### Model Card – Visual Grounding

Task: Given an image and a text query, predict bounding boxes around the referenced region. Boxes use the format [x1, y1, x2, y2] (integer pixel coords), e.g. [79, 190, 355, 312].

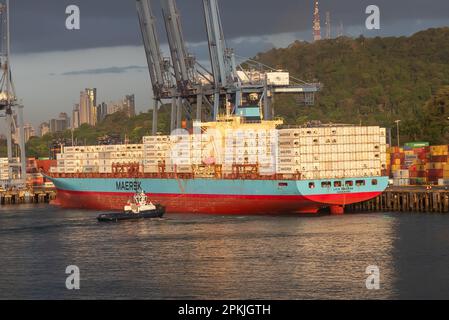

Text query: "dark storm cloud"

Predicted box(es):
[59, 65, 147, 76]
[8, 0, 449, 53]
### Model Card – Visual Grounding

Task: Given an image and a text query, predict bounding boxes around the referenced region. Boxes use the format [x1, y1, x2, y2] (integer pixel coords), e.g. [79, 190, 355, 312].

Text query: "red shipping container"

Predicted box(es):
[36, 160, 57, 173]
[427, 169, 443, 178]
[417, 171, 427, 178]
[430, 155, 448, 162]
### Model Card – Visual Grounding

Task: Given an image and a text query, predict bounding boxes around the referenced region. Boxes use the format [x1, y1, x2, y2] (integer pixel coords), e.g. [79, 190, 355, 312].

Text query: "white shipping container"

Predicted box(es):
[99, 166, 113, 173]
[278, 149, 298, 156]
[393, 178, 409, 186]
[104, 145, 118, 152]
[266, 72, 289, 86]
[64, 154, 77, 160]
[64, 160, 82, 166]
[86, 153, 99, 159]
[175, 165, 192, 173]
[142, 165, 159, 173]
[82, 166, 98, 173]
[277, 157, 300, 165]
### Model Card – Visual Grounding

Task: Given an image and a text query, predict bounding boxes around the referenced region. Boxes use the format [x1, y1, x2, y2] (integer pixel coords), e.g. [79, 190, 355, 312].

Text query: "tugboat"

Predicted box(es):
[97, 190, 165, 222]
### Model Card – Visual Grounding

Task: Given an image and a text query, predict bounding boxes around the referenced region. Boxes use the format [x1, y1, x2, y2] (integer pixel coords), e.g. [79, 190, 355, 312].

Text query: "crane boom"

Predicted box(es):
[161, 0, 196, 90]
[136, 0, 168, 98]
[202, 0, 236, 88]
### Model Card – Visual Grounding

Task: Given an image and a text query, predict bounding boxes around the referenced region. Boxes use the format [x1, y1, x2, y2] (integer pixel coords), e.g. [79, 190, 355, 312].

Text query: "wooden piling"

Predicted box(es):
[1, 189, 56, 206]
[347, 187, 449, 213]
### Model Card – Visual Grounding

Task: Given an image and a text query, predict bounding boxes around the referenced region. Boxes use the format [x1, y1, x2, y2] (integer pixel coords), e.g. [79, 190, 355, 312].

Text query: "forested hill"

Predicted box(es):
[259, 27, 449, 144]
[17, 27, 449, 158]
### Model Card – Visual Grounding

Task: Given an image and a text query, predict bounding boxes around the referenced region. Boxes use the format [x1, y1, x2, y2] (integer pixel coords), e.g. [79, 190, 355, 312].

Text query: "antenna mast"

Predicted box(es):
[325, 11, 331, 39]
[313, 0, 321, 42]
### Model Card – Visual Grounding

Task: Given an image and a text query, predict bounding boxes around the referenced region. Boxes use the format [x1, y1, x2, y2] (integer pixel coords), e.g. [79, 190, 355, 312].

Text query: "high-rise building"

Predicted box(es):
[39, 122, 50, 136]
[79, 88, 97, 126]
[123, 94, 135, 117]
[23, 123, 35, 142]
[49, 113, 70, 133]
[105, 94, 136, 118]
[72, 104, 80, 129]
[97, 102, 108, 123]
[107, 102, 122, 115]
[88, 88, 97, 126]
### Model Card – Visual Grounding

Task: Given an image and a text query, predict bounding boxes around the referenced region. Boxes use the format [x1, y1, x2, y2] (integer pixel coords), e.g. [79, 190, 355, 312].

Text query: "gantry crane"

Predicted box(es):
[202, 0, 320, 120]
[136, 0, 173, 134]
[0, 0, 26, 187]
[136, 0, 320, 133]
[203, 0, 239, 117]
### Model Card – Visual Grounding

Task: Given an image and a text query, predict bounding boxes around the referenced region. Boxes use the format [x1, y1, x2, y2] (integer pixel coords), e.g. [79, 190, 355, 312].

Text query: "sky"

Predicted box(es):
[3, 0, 449, 131]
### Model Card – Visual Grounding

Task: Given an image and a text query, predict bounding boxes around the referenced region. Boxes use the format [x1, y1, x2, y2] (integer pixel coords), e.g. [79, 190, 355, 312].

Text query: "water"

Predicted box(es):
[1, 204, 449, 299]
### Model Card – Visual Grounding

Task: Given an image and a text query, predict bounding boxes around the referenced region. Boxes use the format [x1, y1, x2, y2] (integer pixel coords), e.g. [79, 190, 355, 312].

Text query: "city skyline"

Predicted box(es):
[31, 90, 137, 138]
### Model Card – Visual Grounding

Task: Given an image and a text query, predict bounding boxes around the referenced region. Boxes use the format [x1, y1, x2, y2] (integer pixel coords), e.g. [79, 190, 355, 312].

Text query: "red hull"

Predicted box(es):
[53, 189, 382, 214]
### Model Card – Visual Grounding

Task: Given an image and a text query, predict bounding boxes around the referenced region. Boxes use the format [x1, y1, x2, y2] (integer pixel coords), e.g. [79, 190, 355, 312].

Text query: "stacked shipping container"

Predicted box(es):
[284, 126, 387, 180]
[0, 157, 20, 181]
[387, 144, 449, 186]
[52, 124, 387, 181]
[54, 145, 144, 174]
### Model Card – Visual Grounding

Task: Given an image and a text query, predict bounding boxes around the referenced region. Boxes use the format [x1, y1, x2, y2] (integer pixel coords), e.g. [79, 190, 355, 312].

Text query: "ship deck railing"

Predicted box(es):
[47, 171, 385, 181]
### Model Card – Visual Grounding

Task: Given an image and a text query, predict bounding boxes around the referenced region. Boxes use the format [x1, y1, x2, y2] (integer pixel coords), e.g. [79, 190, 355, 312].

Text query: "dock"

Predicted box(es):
[1, 185, 449, 213]
[0, 188, 56, 205]
[346, 186, 449, 213]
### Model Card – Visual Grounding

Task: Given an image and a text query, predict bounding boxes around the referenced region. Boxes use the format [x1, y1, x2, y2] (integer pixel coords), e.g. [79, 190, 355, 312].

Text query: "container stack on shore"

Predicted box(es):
[0, 158, 10, 181]
[0, 157, 21, 182]
[387, 143, 449, 186]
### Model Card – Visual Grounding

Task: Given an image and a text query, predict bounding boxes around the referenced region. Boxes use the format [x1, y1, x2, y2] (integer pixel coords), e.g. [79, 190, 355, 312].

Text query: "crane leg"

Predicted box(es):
[152, 99, 158, 135]
[213, 92, 219, 120]
[170, 97, 176, 132]
[196, 93, 202, 121]
[176, 97, 182, 129]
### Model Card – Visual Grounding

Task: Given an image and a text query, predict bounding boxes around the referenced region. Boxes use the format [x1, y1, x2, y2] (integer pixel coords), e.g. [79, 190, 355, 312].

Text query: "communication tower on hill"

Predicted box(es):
[313, 0, 321, 41]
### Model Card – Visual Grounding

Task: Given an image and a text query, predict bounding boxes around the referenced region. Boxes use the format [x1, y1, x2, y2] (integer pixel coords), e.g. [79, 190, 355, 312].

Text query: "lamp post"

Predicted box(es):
[394, 120, 401, 147]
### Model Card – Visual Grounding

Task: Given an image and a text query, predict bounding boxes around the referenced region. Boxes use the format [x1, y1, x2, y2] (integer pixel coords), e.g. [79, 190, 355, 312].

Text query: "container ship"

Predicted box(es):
[46, 112, 389, 215]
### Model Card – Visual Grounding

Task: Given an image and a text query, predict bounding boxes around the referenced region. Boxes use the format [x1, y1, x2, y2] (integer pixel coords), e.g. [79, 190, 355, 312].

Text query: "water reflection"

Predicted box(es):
[1, 205, 446, 299]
